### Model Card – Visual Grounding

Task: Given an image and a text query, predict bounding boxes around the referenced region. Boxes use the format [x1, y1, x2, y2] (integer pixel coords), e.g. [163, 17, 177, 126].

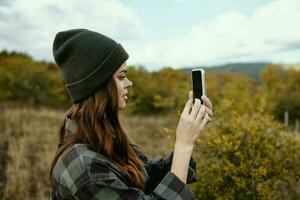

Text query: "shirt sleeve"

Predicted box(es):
[147, 152, 198, 183]
[137, 151, 198, 194]
[74, 171, 195, 200]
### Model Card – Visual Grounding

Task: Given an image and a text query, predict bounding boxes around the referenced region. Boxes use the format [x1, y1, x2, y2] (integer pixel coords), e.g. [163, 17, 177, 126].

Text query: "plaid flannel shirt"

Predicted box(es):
[50, 117, 198, 199]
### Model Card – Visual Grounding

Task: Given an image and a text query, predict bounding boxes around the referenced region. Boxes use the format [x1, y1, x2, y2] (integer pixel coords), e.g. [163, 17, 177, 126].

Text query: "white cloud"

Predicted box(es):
[0, 0, 143, 61]
[127, 0, 300, 69]
[1, 0, 299, 70]
[0, 0, 13, 7]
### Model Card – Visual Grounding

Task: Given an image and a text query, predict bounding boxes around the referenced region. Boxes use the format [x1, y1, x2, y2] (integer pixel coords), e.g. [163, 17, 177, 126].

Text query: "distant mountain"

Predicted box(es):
[180, 62, 271, 79]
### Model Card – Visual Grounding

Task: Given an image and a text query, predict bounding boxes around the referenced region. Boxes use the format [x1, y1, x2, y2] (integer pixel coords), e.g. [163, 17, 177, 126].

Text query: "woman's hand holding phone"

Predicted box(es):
[175, 91, 213, 147]
[171, 91, 213, 183]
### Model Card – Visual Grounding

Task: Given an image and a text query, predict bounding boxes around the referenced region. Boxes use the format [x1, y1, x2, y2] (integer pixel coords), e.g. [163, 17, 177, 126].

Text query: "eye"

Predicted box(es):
[120, 75, 126, 80]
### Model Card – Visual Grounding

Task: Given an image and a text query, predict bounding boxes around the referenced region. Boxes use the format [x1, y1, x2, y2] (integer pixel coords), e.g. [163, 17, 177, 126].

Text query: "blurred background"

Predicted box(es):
[0, 0, 299, 199]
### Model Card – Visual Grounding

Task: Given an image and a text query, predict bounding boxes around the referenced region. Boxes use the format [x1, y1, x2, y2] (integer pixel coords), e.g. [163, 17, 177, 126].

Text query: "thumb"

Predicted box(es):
[189, 91, 193, 101]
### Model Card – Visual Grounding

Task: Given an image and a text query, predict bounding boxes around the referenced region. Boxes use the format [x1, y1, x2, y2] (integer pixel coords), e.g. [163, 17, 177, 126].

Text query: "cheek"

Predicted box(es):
[117, 81, 124, 94]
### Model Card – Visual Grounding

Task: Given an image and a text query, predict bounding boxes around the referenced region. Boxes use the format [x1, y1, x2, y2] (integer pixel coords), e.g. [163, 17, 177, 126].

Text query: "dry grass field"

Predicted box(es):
[0, 105, 178, 200]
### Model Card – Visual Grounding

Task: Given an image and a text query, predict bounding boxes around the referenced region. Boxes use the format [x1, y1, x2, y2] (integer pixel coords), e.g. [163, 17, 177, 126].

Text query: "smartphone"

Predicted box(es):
[191, 68, 206, 104]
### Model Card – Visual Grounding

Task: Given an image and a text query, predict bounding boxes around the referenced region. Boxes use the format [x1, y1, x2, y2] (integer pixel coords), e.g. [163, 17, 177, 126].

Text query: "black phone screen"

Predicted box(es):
[192, 70, 203, 103]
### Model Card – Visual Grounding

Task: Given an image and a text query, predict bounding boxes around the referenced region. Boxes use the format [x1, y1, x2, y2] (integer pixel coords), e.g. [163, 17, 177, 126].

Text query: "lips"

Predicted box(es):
[122, 93, 128, 100]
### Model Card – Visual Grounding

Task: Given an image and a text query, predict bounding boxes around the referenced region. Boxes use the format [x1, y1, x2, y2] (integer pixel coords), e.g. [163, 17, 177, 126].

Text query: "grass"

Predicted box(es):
[0, 105, 179, 200]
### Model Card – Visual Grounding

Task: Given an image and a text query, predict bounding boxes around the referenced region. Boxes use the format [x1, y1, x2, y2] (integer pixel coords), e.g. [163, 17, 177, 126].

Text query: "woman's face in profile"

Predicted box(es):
[113, 61, 133, 109]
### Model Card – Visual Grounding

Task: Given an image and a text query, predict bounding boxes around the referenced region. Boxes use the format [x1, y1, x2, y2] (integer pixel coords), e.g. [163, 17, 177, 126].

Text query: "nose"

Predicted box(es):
[126, 78, 133, 88]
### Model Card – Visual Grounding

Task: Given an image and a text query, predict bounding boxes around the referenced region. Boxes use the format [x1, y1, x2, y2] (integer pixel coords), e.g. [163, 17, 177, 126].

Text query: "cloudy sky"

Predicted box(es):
[0, 0, 299, 71]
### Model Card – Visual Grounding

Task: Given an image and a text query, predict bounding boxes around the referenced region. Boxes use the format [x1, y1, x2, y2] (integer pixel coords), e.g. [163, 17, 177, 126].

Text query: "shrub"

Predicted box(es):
[191, 103, 300, 199]
[0, 53, 70, 108]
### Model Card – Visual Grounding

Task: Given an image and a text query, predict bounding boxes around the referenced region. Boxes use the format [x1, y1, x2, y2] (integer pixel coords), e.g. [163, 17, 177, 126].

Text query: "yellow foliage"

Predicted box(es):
[191, 110, 300, 199]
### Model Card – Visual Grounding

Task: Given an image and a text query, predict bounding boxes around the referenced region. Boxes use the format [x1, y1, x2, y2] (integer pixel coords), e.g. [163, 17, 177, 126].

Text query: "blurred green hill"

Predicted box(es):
[206, 62, 269, 79]
[181, 62, 300, 79]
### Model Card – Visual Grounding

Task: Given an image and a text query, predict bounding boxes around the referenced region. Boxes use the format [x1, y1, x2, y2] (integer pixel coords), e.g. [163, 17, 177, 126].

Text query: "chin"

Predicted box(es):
[118, 103, 126, 109]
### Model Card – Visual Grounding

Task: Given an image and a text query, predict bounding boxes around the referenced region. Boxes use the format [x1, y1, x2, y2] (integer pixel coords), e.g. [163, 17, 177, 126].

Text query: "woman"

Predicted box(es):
[50, 29, 213, 199]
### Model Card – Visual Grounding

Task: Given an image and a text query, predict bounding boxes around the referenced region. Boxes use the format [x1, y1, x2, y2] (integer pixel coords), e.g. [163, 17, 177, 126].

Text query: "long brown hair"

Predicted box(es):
[49, 77, 145, 189]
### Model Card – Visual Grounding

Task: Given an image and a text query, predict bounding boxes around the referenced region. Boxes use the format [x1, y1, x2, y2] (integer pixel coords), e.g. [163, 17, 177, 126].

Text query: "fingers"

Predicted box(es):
[199, 113, 211, 128]
[205, 106, 213, 118]
[189, 91, 193, 113]
[189, 91, 193, 101]
[182, 99, 193, 117]
[201, 95, 213, 111]
[182, 92, 213, 120]
[195, 104, 206, 123]
[190, 98, 202, 119]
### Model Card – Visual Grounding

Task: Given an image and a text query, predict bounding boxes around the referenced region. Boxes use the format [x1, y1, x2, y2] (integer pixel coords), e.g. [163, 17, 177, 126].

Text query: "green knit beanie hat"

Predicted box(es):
[53, 28, 129, 103]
